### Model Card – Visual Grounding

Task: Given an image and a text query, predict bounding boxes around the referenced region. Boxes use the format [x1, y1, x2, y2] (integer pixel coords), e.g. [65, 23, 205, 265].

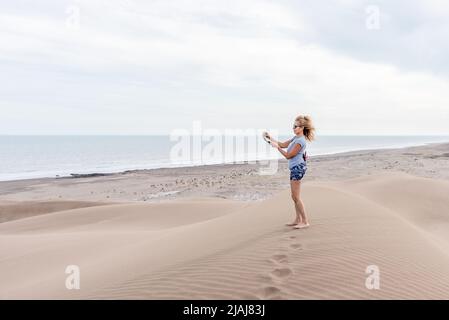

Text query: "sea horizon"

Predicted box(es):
[1, 135, 449, 182]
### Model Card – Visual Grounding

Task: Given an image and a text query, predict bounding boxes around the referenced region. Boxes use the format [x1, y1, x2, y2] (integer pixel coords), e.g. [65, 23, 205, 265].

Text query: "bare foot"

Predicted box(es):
[285, 220, 300, 226]
[293, 223, 310, 229]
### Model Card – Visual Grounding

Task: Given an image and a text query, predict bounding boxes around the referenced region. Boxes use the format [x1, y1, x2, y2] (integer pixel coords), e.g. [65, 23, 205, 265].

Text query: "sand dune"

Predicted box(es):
[335, 172, 449, 247]
[1, 172, 449, 299]
[0, 198, 247, 234]
[0, 200, 108, 223]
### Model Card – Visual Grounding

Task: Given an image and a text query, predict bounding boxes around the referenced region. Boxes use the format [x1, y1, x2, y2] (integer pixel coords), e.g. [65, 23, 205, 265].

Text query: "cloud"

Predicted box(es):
[0, 0, 448, 135]
[282, 0, 449, 76]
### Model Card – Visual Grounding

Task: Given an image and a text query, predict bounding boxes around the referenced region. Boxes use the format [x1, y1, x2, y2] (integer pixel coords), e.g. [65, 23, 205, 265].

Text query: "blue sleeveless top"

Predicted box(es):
[287, 135, 307, 169]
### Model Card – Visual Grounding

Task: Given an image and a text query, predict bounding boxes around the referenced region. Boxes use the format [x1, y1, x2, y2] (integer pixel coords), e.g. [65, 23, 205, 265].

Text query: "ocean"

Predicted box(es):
[1, 135, 448, 181]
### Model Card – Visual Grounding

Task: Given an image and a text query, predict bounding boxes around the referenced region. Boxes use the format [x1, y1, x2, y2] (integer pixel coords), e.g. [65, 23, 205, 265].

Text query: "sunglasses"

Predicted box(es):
[293, 125, 301, 129]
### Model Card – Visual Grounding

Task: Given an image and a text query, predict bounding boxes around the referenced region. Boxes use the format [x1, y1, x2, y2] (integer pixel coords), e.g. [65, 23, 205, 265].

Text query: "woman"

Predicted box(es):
[266, 115, 315, 229]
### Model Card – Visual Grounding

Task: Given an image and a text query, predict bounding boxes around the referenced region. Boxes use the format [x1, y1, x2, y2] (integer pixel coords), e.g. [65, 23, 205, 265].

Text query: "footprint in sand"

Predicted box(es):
[289, 243, 303, 250]
[268, 252, 293, 281]
[257, 233, 302, 299]
[270, 267, 293, 279]
[259, 286, 282, 299]
[281, 233, 303, 250]
[270, 254, 288, 263]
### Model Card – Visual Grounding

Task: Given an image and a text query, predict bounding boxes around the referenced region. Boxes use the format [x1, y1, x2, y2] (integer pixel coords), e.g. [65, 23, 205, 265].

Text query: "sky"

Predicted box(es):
[1, 0, 449, 135]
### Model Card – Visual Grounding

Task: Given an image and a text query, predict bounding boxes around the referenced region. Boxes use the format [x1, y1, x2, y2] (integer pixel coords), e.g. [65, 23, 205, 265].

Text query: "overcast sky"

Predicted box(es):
[1, 0, 449, 135]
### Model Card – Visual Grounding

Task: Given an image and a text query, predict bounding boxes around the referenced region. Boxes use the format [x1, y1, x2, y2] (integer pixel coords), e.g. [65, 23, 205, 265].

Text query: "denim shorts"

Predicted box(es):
[289, 163, 307, 181]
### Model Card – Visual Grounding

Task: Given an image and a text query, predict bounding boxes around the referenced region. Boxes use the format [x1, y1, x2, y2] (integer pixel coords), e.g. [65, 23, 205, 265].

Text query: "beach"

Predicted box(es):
[1, 142, 449, 299]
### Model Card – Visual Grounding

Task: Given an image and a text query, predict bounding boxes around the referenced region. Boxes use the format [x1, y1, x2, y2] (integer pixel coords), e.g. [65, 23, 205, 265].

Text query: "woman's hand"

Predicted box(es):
[263, 132, 271, 140]
[271, 141, 279, 149]
[262, 131, 271, 144]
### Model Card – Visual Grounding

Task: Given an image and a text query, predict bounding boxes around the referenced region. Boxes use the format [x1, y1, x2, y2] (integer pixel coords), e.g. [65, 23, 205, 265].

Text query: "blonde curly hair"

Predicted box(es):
[295, 115, 315, 141]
